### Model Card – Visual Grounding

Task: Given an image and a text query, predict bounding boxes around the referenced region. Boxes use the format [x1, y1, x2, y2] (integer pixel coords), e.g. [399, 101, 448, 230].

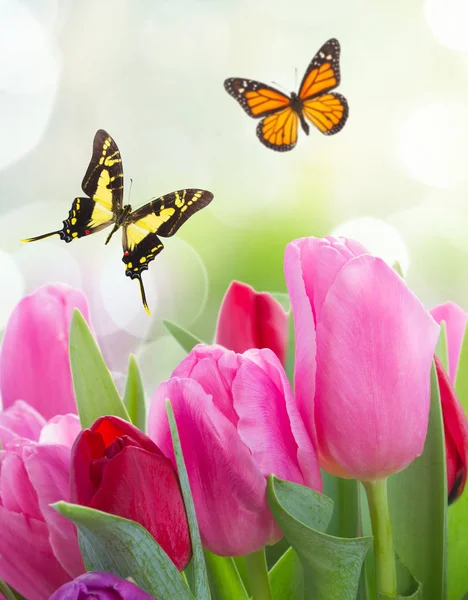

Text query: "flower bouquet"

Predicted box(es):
[0, 236, 466, 600]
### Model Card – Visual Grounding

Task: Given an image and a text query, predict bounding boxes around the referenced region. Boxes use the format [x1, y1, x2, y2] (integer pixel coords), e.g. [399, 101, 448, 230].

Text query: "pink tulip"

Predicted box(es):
[0, 401, 83, 599]
[285, 236, 440, 481]
[215, 281, 288, 363]
[148, 344, 321, 556]
[431, 302, 468, 502]
[0, 284, 90, 420]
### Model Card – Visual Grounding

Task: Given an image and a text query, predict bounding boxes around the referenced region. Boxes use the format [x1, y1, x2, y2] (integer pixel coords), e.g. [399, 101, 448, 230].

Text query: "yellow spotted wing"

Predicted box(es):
[122, 189, 214, 313]
[224, 38, 348, 151]
[22, 130, 214, 315]
[22, 130, 122, 243]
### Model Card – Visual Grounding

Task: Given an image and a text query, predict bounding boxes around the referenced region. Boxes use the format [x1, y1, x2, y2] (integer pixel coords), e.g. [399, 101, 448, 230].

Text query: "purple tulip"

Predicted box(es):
[50, 572, 155, 599]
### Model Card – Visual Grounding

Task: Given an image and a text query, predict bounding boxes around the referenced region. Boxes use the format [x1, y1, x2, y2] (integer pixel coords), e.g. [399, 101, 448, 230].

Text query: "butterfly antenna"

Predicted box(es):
[21, 230, 61, 243]
[271, 80, 290, 95]
[127, 177, 133, 205]
[294, 67, 298, 90]
[137, 275, 151, 315]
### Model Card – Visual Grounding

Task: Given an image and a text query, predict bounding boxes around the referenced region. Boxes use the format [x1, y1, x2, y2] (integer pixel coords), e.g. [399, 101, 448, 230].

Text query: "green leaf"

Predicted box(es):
[0, 579, 24, 600]
[387, 363, 447, 600]
[53, 502, 193, 600]
[270, 292, 291, 313]
[166, 400, 210, 599]
[163, 320, 203, 354]
[449, 324, 468, 600]
[69, 309, 130, 428]
[123, 354, 146, 431]
[267, 475, 372, 600]
[204, 551, 249, 600]
[270, 548, 304, 600]
[392, 261, 404, 278]
[436, 321, 449, 372]
[322, 473, 360, 538]
[233, 557, 250, 596]
[266, 537, 290, 569]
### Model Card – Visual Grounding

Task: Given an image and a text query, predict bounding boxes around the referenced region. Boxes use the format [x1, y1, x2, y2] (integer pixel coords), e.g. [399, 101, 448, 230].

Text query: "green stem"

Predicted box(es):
[245, 549, 272, 600]
[363, 478, 397, 597]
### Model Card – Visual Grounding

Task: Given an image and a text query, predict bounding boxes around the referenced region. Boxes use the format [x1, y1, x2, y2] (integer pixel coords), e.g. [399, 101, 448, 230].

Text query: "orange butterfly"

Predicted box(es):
[224, 38, 349, 152]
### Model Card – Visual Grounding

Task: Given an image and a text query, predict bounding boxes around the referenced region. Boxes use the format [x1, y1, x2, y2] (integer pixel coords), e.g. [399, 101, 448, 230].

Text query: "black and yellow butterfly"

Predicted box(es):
[22, 130, 214, 314]
[224, 38, 348, 152]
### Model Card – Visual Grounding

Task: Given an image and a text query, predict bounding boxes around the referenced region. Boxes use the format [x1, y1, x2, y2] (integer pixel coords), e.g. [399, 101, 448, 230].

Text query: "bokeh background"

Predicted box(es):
[1, 0, 468, 393]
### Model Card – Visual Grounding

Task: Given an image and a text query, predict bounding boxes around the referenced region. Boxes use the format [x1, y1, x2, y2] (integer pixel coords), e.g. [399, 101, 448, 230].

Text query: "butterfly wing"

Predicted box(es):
[81, 129, 124, 214]
[22, 130, 122, 243]
[224, 78, 299, 152]
[122, 189, 214, 314]
[256, 108, 299, 152]
[224, 78, 291, 118]
[302, 93, 348, 136]
[298, 38, 349, 135]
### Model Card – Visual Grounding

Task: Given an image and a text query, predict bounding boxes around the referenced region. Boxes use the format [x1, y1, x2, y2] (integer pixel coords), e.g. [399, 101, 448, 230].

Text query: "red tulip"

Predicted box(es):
[431, 302, 468, 503]
[70, 416, 191, 570]
[215, 281, 288, 363]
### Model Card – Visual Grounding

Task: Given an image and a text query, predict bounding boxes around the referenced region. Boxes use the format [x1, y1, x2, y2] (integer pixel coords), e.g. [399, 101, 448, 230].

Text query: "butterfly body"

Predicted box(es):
[224, 38, 348, 151]
[288, 92, 310, 135]
[22, 130, 214, 314]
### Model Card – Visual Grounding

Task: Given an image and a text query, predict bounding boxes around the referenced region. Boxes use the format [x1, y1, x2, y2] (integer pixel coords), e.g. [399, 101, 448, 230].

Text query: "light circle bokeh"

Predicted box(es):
[424, 0, 468, 53]
[0, 250, 25, 330]
[331, 217, 410, 275]
[396, 99, 468, 189]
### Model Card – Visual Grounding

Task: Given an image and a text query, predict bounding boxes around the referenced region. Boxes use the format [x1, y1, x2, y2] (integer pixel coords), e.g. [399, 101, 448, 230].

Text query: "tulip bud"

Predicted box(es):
[434, 357, 468, 503]
[215, 281, 287, 363]
[50, 572, 155, 599]
[70, 416, 191, 570]
[431, 302, 468, 502]
[285, 236, 440, 481]
[0, 284, 90, 419]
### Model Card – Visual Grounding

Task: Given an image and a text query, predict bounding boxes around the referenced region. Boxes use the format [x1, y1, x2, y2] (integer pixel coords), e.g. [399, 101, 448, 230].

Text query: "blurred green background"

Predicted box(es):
[1, 0, 468, 392]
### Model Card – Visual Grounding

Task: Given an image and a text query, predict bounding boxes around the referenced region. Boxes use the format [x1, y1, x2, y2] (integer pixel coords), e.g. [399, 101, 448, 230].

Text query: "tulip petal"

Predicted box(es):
[0, 285, 90, 419]
[88, 445, 191, 571]
[0, 449, 42, 519]
[233, 359, 303, 482]
[315, 255, 439, 480]
[284, 241, 318, 448]
[149, 378, 278, 556]
[238, 349, 321, 491]
[435, 356, 468, 502]
[50, 572, 156, 599]
[186, 357, 239, 426]
[215, 281, 288, 363]
[39, 414, 81, 447]
[0, 506, 69, 600]
[0, 400, 46, 445]
[295, 236, 368, 320]
[24, 444, 84, 578]
[431, 301, 468, 384]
